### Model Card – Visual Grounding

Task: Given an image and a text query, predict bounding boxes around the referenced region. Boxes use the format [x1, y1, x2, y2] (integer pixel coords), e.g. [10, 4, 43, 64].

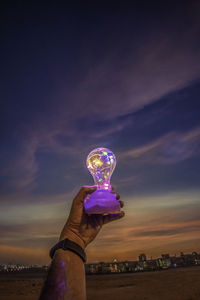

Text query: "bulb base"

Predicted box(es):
[84, 189, 121, 215]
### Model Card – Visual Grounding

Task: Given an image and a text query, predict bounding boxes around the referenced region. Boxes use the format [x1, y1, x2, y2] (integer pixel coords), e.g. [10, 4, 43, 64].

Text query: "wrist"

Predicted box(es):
[59, 229, 86, 250]
[50, 238, 86, 262]
[55, 248, 83, 263]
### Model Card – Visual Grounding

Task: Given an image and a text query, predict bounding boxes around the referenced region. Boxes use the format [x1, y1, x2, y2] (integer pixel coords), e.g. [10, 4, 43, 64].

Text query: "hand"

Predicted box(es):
[59, 186, 125, 249]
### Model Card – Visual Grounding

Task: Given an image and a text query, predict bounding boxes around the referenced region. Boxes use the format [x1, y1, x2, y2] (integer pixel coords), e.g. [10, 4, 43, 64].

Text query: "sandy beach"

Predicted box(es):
[0, 266, 200, 300]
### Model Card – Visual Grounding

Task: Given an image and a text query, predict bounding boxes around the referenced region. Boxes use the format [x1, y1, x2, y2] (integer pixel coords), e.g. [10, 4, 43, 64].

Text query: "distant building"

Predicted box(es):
[139, 253, 146, 262]
[160, 254, 171, 268]
[162, 254, 170, 259]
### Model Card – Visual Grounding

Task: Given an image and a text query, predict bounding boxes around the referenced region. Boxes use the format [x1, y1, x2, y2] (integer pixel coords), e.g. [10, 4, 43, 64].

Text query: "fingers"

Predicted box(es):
[119, 200, 124, 208]
[103, 211, 125, 225]
[73, 186, 123, 213]
[80, 185, 97, 196]
[111, 192, 120, 200]
[86, 214, 103, 228]
[110, 191, 123, 208]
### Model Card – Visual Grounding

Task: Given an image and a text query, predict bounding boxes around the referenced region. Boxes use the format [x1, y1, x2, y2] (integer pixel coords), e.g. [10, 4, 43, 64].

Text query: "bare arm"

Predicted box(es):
[39, 186, 125, 300]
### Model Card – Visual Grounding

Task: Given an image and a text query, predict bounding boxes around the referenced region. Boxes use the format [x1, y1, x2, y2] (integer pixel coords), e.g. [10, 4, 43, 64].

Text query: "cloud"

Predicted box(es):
[86, 192, 200, 261]
[86, 118, 132, 139]
[0, 244, 50, 264]
[0, 220, 61, 237]
[0, 126, 82, 193]
[101, 216, 200, 241]
[64, 10, 200, 121]
[121, 127, 200, 164]
[86, 214, 200, 261]
[133, 224, 200, 238]
[1, 192, 200, 264]
[115, 175, 141, 188]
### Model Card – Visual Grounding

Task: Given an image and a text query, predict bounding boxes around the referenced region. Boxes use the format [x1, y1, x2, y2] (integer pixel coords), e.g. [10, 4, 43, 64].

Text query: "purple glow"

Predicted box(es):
[84, 148, 121, 215]
[84, 189, 121, 214]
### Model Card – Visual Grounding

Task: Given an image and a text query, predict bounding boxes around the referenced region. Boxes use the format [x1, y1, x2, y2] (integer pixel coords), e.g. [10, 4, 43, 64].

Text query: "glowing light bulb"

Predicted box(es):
[86, 147, 116, 190]
[84, 147, 121, 215]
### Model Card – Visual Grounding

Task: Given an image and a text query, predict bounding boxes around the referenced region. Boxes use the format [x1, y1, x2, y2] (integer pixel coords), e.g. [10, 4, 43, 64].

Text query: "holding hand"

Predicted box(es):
[59, 186, 125, 249]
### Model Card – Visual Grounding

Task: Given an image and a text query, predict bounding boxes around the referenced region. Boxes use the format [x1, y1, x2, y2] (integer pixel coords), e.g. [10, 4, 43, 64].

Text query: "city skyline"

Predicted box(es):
[1, 2, 200, 264]
[1, 248, 199, 266]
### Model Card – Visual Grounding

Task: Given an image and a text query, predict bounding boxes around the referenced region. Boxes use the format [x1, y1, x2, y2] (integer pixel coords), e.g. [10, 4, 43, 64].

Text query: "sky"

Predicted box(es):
[0, 1, 200, 265]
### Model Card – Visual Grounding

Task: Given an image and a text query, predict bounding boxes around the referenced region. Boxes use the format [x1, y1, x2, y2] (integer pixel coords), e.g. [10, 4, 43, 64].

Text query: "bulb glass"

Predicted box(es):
[86, 147, 116, 190]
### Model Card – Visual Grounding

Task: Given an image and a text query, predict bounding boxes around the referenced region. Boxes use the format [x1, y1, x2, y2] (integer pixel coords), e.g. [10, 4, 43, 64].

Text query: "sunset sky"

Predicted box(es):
[1, 2, 200, 265]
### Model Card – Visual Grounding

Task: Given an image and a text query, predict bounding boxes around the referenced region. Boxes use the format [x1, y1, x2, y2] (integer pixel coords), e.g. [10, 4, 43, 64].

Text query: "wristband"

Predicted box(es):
[49, 238, 86, 263]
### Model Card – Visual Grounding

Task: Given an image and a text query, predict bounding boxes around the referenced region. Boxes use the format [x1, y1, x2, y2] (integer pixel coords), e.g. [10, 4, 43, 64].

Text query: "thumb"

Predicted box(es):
[73, 186, 97, 206]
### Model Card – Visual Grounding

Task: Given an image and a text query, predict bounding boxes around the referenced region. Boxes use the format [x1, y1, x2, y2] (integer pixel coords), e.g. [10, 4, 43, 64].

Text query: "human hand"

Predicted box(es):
[59, 186, 125, 249]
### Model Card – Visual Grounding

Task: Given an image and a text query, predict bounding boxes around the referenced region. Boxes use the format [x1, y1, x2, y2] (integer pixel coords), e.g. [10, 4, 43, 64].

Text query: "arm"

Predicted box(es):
[39, 186, 125, 300]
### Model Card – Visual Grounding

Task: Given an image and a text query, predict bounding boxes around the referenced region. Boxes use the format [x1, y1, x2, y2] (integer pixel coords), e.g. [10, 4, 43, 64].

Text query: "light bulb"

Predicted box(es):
[86, 147, 116, 190]
[84, 147, 120, 215]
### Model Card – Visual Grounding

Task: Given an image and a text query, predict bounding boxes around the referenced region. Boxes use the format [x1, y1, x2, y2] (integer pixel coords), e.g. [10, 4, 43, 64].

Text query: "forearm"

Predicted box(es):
[39, 249, 86, 300]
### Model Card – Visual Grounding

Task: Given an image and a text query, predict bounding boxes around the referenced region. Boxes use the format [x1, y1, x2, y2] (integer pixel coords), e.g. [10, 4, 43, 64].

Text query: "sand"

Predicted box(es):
[0, 266, 200, 300]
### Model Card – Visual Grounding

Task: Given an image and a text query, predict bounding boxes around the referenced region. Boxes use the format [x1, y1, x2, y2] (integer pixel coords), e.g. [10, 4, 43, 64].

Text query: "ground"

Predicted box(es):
[0, 266, 200, 300]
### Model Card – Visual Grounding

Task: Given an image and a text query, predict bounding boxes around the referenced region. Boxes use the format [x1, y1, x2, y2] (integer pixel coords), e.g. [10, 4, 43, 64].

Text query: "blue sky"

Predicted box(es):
[0, 2, 200, 264]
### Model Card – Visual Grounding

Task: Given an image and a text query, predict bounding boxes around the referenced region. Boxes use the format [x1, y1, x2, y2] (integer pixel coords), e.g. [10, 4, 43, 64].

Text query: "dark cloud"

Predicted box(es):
[133, 225, 200, 238]
[0, 236, 57, 249]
